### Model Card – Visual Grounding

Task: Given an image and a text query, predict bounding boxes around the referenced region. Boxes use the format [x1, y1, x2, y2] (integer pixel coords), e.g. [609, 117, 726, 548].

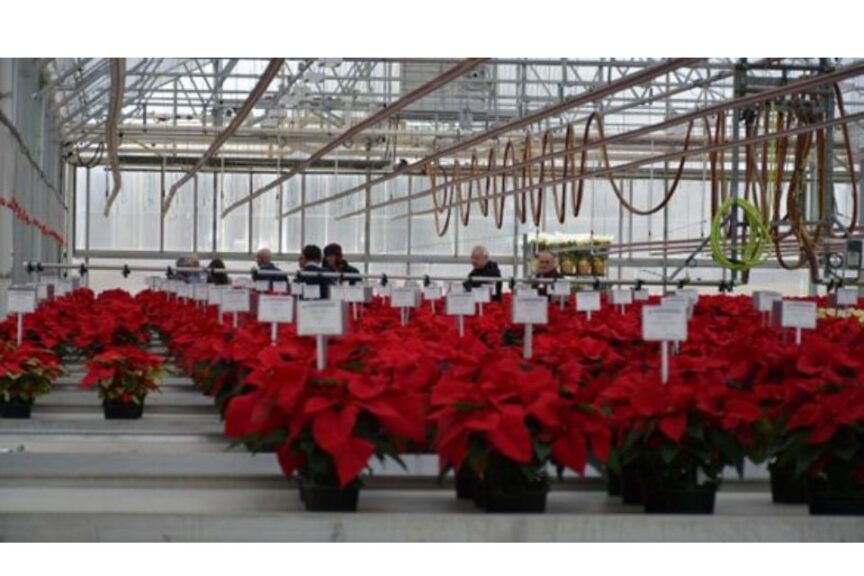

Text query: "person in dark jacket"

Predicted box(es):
[298, 244, 333, 299]
[206, 259, 231, 286]
[253, 247, 287, 286]
[532, 250, 563, 296]
[323, 243, 361, 285]
[465, 245, 502, 301]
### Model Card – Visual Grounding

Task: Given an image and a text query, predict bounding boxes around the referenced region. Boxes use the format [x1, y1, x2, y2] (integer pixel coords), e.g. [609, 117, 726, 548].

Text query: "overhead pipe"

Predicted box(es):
[161, 58, 287, 215]
[219, 58, 490, 218]
[276, 58, 702, 219]
[102, 58, 126, 217]
[343, 61, 864, 221]
[398, 110, 864, 221]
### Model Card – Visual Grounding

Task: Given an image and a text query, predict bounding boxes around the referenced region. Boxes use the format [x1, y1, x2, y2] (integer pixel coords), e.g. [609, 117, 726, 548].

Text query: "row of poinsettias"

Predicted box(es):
[137, 288, 864, 511]
[0, 289, 164, 418]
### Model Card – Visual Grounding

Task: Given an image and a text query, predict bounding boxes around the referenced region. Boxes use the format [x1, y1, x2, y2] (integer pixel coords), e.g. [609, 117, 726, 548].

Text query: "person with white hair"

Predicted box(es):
[253, 247, 287, 284]
[532, 250, 562, 296]
[465, 244, 502, 301]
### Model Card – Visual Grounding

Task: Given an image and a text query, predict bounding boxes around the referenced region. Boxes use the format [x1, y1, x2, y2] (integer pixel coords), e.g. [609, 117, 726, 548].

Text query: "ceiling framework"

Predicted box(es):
[40, 59, 864, 214]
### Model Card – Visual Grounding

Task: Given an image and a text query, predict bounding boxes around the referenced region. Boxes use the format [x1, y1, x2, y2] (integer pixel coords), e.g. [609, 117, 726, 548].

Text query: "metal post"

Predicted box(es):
[661, 341, 670, 384]
[523, 323, 533, 359]
[316, 335, 327, 370]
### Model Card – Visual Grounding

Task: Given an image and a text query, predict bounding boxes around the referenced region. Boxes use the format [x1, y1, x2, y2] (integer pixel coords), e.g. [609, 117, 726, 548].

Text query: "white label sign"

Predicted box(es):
[576, 291, 601, 312]
[515, 287, 539, 298]
[472, 286, 492, 304]
[302, 283, 321, 300]
[634, 289, 650, 301]
[676, 289, 700, 305]
[446, 293, 476, 316]
[346, 285, 373, 304]
[610, 289, 633, 306]
[330, 285, 346, 302]
[7, 289, 37, 314]
[37, 284, 50, 301]
[448, 282, 465, 295]
[643, 306, 688, 342]
[512, 296, 549, 325]
[177, 284, 193, 299]
[272, 281, 289, 294]
[255, 280, 271, 292]
[551, 281, 572, 297]
[774, 300, 817, 330]
[753, 291, 783, 313]
[221, 289, 251, 313]
[258, 295, 294, 324]
[835, 288, 859, 307]
[207, 286, 227, 305]
[662, 295, 693, 319]
[377, 285, 391, 298]
[391, 288, 420, 308]
[423, 286, 443, 300]
[193, 284, 210, 302]
[297, 300, 345, 336]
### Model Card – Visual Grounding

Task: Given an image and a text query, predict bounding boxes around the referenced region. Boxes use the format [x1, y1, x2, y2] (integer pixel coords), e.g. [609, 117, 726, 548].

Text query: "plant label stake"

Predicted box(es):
[828, 288, 858, 310]
[753, 291, 782, 327]
[472, 285, 491, 316]
[7, 288, 36, 345]
[258, 295, 295, 344]
[634, 289, 650, 302]
[610, 289, 633, 315]
[512, 295, 549, 359]
[297, 300, 346, 370]
[643, 305, 688, 385]
[446, 292, 476, 337]
[220, 289, 250, 328]
[551, 280, 571, 310]
[391, 287, 420, 326]
[576, 290, 601, 322]
[772, 300, 817, 347]
[423, 285, 442, 314]
[255, 280, 270, 293]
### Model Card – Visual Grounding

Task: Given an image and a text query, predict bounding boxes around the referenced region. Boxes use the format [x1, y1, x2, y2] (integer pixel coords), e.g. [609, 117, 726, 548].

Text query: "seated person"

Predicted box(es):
[323, 243, 361, 285]
[206, 259, 231, 286]
[532, 250, 562, 296]
[253, 247, 287, 285]
[297, 244, 333, 299]
[464, 245, 502, 301]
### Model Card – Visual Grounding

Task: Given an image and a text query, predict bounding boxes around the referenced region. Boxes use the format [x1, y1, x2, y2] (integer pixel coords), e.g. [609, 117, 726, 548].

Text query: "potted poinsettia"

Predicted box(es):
[81, 345, 164, 419]
[430, 350, 609, 513]
[781, 382, 864, 515]
[225, 346, 426, 512]
[601, 362, 761, 514]
[0, 342, 64, 418]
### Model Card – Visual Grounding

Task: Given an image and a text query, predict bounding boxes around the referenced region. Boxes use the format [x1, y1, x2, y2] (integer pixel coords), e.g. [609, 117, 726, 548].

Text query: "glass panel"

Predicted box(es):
[164, 171, 194, 253]
[88, 170, 160, 251]
[252, 173, 279, 253]
[197, 173, 216, 254]
[218, 172, 250, 253]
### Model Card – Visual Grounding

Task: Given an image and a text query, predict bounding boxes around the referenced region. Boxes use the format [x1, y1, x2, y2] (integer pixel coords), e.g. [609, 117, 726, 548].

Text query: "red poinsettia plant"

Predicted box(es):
[225, 342, 427, 488]
[600, 359, 761, 489]
[81, 345, 164, 404]
[429, 349, 609, 494]
[0, 341, 64, 403]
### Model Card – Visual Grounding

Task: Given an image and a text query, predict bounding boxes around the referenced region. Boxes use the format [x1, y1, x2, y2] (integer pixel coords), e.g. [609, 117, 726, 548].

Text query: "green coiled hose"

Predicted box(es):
[710, 198, 771, 272]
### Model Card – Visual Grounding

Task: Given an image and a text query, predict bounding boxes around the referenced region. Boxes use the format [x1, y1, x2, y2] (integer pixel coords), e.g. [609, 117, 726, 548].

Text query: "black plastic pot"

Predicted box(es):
[103, 398, 145, 419]
[620, 464, 644, 505]
[606, 470, 622, 497]
[643, 482, 717, 514]
[0, 397, 33, 419]
[455, 467, 480, 500]
[475, 481, 548, 513]
[808, 478, 864, 516]
[770, 463, 807, 504]
[302, 484, 360, 512]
